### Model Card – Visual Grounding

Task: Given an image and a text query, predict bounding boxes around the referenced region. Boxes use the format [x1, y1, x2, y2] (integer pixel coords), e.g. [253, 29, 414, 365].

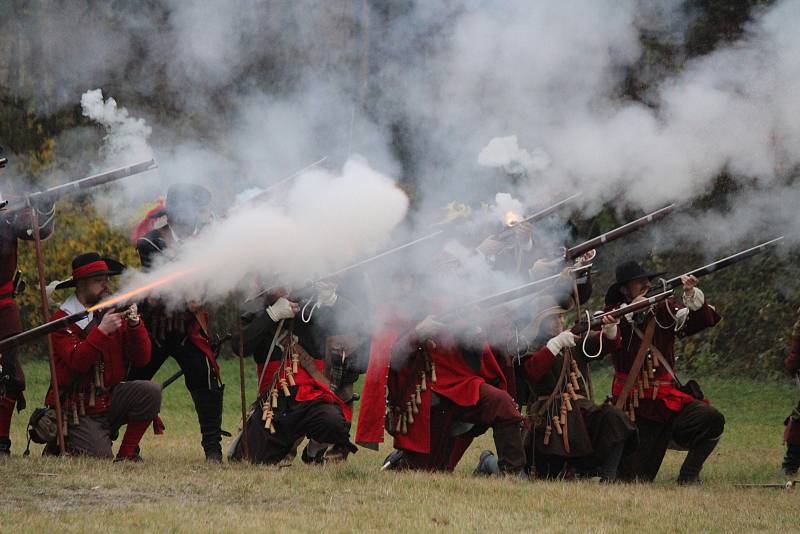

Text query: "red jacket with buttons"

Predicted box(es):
[45, 308, 152, 413]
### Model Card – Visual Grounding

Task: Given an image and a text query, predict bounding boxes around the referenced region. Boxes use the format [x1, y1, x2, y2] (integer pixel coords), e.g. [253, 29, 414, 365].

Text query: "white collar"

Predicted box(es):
[60, 293, 93, 330]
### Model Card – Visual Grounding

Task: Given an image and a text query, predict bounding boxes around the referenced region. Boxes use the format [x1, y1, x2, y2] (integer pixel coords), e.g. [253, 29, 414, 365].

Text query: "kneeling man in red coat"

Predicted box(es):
[46, 252, 161, 460]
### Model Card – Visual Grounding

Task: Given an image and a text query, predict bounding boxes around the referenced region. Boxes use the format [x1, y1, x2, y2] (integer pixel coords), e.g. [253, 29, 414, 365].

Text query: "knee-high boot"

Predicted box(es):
[191, 387, 224, 462]
[493, 422, 526, 477]
[677, 435, 720, 484]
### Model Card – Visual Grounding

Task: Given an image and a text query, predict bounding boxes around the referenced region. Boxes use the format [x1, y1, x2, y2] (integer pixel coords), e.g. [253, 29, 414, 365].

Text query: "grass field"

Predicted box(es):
[2, 359, 799, 533]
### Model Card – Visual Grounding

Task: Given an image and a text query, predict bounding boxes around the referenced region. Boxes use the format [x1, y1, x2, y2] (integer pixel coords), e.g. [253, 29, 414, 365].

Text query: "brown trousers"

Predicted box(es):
[66, 381, 162, 458]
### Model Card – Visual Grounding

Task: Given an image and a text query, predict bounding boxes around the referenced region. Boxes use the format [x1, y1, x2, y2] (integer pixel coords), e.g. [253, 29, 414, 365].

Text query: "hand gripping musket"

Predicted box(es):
[570, 290, 674, 336]
[562, 204, 675, 262]
[646, 236, 784, 296]
[495, 192, 582, 241]
[1, 159, 157, 216]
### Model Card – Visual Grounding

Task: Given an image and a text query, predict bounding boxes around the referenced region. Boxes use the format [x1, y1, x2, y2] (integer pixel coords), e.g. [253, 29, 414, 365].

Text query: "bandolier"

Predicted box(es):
[45, 253, 161, 460]
[605, 260, 723, 484]
[358, 305, 526, 475]
[0, 193, 55, 455]
[229, 286, 361, 464]
[515, 296, 636, 481]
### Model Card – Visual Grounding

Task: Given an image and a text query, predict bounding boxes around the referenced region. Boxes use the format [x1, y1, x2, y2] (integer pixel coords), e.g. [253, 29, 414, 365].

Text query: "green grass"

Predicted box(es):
[1, 359, 799, 533]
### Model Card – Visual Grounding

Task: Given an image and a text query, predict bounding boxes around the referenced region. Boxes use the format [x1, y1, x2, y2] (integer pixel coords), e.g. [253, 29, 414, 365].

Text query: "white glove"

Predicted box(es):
[683, 287, 705, 312]
[602, 322, 618, 340]
[315, 281, 338, 307]
[266, 297, 296, 322]
[546, 331, 576, 355]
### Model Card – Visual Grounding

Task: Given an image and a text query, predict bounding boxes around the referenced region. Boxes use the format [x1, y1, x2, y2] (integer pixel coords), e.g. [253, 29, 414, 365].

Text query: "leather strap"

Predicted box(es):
[535, 348, 573, 419]
[614, 319, 655, 409]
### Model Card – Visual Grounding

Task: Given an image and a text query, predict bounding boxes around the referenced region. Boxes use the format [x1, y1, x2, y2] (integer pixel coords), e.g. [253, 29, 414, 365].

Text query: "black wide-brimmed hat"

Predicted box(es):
[150, 183, 212, 220]
[54, 252, 126, 290]
[604, 260, 666, 305]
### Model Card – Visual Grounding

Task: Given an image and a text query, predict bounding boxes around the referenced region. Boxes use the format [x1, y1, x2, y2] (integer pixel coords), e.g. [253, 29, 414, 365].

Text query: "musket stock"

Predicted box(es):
[572, 290, 673, 335]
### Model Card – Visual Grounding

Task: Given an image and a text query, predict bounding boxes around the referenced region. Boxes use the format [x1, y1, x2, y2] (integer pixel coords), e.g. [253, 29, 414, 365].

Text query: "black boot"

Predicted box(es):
[0, 437, 10, 457]
[677, 436, 720, 484]
[493, 423, 528, 479]
[781, 443, 800, 476]
[191, 388, 224, 463]
[473, 450, 500, 476]
[597, 441, 625, 482]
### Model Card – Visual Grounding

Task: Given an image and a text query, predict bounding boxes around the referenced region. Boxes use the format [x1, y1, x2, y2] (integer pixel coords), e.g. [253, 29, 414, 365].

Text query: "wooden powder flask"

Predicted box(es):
[71, 401, 79, 425]
[543, 425, 552, 445]
[406, 402, 414, 424]
[78, 392, 85, 416]
[633, 391, 640, 408]
[415, 384, 422, 404]
[400, 414, 408, 434]
[420, 372, 427, 391]
[88, 384, 96, 407]
[291, 353, 299, 374]
[652, 384, 659, 400]
[285, 367, 296, 386]
[270, 388, 279, 408]
[280, 378, 290, 396]
[395, 412, 403, 434]
[569, 372, 580, 392]
[430, 362, 437, 383]
[553, 415, 563, 435]
[562, 393, 572, 412]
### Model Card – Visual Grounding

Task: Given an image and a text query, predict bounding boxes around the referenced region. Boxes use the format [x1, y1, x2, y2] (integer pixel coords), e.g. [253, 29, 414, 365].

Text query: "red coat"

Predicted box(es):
[256, 359, 352, 421]
[608, 297, 720, 422]
[45, 307, 152, 413]
[358, 314, 508, 455]
[0, 207, 55, 338]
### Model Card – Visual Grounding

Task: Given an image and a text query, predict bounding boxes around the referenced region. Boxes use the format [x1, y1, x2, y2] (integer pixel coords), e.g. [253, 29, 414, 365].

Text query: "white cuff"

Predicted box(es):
[602, 323, 618, 340]
[683, 287, 705, 312]
[546, 338, 562, 355]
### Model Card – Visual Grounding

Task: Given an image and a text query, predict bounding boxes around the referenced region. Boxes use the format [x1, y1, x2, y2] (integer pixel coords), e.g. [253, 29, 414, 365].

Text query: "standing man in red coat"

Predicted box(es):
[0, 184, 56, 456]
[129, 183, 224, 462]
[605, 260, 723, 484]
[46, 252, 161, 460]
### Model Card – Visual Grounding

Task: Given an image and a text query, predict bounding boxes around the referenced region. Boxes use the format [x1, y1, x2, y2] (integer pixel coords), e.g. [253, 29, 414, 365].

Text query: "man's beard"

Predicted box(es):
[85, 289, 110, 307]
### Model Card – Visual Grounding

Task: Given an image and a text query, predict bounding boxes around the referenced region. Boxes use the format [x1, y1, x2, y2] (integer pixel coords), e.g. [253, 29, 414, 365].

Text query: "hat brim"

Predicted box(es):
[604, 271, 667, 305]
[54, 258, 126, 290]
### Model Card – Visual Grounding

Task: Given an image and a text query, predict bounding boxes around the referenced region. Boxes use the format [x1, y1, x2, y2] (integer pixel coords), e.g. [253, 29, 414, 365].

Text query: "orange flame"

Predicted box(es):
[504, 211, 520, 227]
[87, 269, 197, 312]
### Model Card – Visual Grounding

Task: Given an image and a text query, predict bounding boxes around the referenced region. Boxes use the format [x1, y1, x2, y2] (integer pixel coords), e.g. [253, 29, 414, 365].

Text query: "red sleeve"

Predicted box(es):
[522, 346, 557, 383]
[122, 321, 152, 367]
[50, 325, 113, 375]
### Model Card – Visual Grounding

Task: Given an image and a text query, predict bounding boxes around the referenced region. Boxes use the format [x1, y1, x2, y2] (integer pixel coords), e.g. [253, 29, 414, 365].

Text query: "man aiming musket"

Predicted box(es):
[602, 238, 781, 484]
[0, 155, 156, 456]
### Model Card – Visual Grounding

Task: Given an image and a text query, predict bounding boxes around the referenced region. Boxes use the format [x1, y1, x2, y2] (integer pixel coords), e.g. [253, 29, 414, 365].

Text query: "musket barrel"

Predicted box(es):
[651, 236, 784, 293]
[0, 311, 89, 353]
[565, 204, 674, 260]
[28, 159, 157, 203]
[438, 264, 592, 321]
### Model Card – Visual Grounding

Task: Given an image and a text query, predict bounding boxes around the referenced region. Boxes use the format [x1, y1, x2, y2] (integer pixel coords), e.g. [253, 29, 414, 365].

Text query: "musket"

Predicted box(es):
[0, 311, 90, 354]
[646, 236, 784, 296]
[243, 229, 446, 304]
[563, 204, 675, 261]
[436, 264, 593, 322]
[495, 193, 582, 241]
[571, 290, 674, 336]
[244, 156, 328, 206]
[2, 159, 157, 215]
[735, 480, 798, 490]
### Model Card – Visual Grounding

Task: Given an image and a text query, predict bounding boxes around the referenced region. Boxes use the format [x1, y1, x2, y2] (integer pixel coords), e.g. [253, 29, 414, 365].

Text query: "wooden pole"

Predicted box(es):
[236, 307, 250, 461]
[28, 204, 66, 454]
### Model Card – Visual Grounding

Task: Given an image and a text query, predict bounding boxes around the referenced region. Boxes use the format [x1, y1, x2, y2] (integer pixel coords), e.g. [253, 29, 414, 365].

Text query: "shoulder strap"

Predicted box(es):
[614, 318, 655, 409]
[535, 349, 572, 418]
